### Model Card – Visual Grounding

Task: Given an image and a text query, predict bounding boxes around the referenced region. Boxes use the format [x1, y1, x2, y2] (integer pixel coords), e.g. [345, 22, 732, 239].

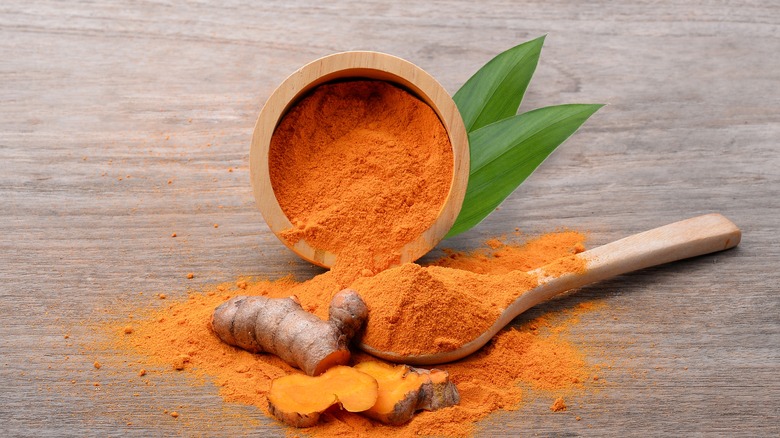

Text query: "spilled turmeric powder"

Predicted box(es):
[550, 397, 567, 412]
[100, 230, 601, 437]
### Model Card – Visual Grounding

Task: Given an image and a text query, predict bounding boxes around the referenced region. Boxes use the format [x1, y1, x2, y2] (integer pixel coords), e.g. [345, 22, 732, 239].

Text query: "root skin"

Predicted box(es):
[211, 289, 368, 376]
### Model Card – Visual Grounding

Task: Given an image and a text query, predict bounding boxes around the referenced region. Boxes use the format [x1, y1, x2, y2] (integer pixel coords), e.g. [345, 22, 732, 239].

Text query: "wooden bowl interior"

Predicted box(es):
[250, 52, 469, 268]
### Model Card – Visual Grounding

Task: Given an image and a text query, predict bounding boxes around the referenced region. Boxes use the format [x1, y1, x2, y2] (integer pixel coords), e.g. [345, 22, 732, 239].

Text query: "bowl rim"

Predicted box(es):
[249, 51, 469, 268]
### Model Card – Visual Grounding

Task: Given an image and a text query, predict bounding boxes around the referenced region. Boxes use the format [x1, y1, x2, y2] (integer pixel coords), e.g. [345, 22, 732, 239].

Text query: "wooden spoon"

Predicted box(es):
[359, 213, 741, 365]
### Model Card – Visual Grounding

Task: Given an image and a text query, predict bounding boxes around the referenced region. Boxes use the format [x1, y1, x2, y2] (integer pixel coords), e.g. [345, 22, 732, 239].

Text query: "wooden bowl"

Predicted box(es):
[249, 51, 469, 268]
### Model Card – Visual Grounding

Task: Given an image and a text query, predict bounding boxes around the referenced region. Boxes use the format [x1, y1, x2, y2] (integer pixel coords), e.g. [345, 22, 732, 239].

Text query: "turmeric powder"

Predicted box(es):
[100, 230, 598, 437]
[550, 396, 567, 412]
[268, 80, 453, 283]
[351, 263, 540, 356]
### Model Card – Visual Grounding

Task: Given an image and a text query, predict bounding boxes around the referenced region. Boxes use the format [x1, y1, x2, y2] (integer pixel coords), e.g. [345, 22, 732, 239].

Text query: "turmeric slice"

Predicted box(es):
[354, 361, 460, 425]
[267, 365, 378, 428]
[211, 289, 367, 376]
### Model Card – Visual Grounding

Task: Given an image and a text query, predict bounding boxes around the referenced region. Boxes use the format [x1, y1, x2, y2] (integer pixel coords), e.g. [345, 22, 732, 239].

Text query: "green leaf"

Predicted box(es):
[453, 36, 545, 132]
[447, 104, 603, 237]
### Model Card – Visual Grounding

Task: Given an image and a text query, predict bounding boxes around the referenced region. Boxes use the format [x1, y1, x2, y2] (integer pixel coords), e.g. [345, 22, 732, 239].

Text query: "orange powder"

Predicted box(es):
[351, 232, 587, 356]
[268, 80, 453, 283]
[434, 230, 586, 274]
[98, 231, 597, 437]
[550, 397, 567, 412]
[542, 254, 588, 278]
[351, 264, 538, 355]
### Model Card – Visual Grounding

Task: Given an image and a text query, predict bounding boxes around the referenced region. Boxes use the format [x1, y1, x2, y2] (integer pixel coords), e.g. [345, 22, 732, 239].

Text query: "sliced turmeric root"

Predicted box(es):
[267, 365, 378, 428]
[354, 361, 460, 425]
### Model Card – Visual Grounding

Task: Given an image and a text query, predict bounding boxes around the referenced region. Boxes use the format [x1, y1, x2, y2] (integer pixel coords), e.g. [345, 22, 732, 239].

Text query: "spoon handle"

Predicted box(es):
[523, 213, 741, 310]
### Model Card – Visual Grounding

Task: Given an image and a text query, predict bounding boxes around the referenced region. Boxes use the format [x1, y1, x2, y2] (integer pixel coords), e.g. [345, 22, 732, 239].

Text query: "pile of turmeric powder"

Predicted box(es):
[101, 231, 602, 436]
[352, 264, 538, 356]
[268, 80, 454, 283]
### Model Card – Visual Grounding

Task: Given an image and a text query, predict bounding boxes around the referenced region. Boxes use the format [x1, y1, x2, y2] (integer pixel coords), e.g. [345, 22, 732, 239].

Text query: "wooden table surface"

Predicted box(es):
[1, 1, 778, 436]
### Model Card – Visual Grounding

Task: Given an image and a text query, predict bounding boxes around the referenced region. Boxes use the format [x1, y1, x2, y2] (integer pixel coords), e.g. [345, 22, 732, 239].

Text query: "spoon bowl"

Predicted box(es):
[359, 213, 741, 365]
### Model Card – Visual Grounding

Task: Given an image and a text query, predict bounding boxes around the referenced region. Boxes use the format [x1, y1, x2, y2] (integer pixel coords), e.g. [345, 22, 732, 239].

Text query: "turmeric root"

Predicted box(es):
[355, 361, 460, 425]
[211, 289, 368, 376]
[267, 365, 378, 428]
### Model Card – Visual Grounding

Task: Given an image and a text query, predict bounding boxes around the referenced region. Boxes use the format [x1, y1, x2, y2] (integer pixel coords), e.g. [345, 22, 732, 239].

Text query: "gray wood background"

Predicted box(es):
[1, 1, 778, 436]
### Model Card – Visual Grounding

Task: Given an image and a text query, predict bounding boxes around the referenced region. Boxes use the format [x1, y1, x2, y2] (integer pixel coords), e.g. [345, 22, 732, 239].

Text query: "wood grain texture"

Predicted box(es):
[0, 0, 777, 436]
